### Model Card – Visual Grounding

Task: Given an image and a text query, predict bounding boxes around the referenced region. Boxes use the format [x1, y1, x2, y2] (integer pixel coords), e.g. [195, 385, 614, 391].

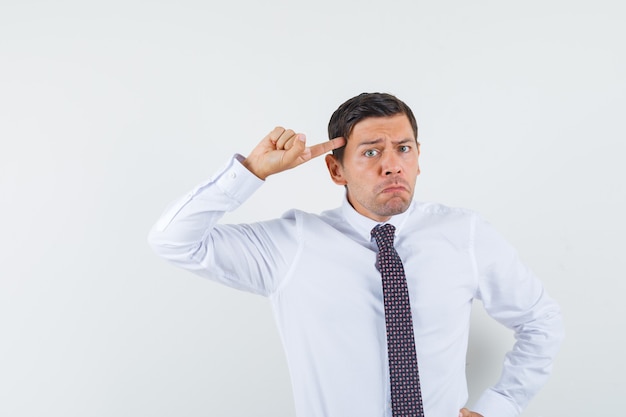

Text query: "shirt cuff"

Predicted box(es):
[472, 388, 521, 417]
[211, 153, 264, 205]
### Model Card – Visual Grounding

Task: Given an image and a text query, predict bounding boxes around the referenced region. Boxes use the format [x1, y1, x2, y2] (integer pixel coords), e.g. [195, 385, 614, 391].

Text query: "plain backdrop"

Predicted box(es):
[1, 1, 624, 416]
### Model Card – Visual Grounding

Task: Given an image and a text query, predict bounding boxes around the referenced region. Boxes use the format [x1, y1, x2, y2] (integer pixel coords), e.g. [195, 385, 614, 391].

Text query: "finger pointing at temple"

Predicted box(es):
[243, 127, 346, 180]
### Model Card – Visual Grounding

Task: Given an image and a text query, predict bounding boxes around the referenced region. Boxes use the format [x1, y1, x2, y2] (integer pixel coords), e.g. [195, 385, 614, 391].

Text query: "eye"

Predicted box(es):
[399, 145, 411, 153]
[364, 149, 379, 157]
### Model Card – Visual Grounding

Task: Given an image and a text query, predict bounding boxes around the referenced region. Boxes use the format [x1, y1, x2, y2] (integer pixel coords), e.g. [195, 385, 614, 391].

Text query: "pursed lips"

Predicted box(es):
[378, 180, 410, 194]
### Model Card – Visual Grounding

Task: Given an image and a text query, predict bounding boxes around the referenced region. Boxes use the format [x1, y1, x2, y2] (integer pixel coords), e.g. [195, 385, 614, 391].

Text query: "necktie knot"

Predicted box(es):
[371, 223, 396, 249]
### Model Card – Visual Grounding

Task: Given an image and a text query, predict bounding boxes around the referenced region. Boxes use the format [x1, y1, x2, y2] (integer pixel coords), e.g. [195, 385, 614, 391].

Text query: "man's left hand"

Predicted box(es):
[459, 408, 484, 417]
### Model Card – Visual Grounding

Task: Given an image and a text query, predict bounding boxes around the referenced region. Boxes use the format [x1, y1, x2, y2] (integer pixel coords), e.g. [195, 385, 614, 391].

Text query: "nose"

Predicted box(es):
[381, 150, 402, 176]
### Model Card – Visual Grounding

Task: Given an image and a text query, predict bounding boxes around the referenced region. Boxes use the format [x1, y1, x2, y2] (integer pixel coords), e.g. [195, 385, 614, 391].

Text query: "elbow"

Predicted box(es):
[147, 226, 206, 267]
[514, 304, 565, 358]
[147, 225, 184, 260]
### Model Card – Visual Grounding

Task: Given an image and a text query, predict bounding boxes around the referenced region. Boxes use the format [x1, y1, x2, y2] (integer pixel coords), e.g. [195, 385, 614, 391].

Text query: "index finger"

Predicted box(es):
[308, 137, 346, 160]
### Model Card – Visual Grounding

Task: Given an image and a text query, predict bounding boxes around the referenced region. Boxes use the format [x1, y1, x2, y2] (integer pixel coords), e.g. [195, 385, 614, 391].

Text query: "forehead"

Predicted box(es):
[350, 114, 415, 141]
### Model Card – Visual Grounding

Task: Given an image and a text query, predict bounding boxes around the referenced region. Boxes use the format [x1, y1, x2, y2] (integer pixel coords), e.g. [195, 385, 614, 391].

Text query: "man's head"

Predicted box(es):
[325, 93, 420, 222]
[328, 92, 418, 163]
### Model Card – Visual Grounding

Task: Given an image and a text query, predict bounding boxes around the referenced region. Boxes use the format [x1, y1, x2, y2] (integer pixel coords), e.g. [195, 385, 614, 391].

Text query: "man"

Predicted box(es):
[148, 93, 563, 417]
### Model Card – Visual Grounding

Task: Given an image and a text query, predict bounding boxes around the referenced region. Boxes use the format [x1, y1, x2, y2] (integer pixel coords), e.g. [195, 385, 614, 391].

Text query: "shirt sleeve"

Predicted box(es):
[470, 214, 565, 417]
[147, 154, 301, 296]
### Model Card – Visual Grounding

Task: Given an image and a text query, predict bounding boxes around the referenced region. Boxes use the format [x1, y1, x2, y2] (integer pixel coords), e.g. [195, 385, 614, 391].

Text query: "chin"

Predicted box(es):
[379, 200, 411, 217]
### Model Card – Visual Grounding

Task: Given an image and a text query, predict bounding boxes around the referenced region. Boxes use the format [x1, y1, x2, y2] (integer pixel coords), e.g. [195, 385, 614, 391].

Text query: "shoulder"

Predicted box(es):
[403, 201, 482, 240]
[279, 206, 356, 241]
[279, 207, 341, 228]
[411, 200, 478, 220]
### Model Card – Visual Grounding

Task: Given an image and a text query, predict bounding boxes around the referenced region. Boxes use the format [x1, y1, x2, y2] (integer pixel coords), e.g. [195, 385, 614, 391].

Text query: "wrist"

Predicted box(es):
[241, 158, 267, 180]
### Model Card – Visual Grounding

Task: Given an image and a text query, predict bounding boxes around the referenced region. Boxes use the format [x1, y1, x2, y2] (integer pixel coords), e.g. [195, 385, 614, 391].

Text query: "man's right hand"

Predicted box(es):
[242, 126, 346, 180]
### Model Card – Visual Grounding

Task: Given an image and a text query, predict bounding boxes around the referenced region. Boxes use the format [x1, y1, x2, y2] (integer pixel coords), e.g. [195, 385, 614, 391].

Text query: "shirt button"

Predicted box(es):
[228, 171, 237, 180]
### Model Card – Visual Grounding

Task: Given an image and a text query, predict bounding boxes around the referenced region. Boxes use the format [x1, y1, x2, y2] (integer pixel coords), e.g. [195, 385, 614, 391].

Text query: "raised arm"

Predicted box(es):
[148, 128, 345, 295]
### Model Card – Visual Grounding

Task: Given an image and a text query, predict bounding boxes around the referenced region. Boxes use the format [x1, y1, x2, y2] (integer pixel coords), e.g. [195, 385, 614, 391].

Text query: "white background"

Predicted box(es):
[1, 1, 624, 416]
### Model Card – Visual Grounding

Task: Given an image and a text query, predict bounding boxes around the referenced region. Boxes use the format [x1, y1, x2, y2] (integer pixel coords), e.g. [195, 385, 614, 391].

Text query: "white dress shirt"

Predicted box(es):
[148, 155, 564, 417]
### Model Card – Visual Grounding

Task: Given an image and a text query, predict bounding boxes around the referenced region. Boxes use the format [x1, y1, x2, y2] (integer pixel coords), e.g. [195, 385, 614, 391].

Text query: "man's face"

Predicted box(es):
[325, 114, 420, 222]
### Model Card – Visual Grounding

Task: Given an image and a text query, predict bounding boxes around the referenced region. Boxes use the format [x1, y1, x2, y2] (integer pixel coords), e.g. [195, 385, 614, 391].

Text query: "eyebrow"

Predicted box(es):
[356, 138, 415, 147]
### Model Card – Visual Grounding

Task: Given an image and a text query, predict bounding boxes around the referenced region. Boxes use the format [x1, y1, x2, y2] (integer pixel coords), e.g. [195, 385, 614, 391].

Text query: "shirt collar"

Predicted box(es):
[340, 193, 413, 242]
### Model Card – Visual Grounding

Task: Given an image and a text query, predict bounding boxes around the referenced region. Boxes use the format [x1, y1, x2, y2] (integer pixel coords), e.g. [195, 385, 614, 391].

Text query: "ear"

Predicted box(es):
[325, 154, 347, 186]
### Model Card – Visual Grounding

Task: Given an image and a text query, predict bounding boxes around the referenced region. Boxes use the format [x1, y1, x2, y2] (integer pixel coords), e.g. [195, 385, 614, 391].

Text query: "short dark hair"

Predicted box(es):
[328, 92, 418, 162]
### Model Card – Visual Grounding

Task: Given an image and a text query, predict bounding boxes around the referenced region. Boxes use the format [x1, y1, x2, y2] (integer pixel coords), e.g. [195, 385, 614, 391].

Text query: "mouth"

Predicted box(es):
[381, 186, 408, 193]
[379, 181, 410, 194]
